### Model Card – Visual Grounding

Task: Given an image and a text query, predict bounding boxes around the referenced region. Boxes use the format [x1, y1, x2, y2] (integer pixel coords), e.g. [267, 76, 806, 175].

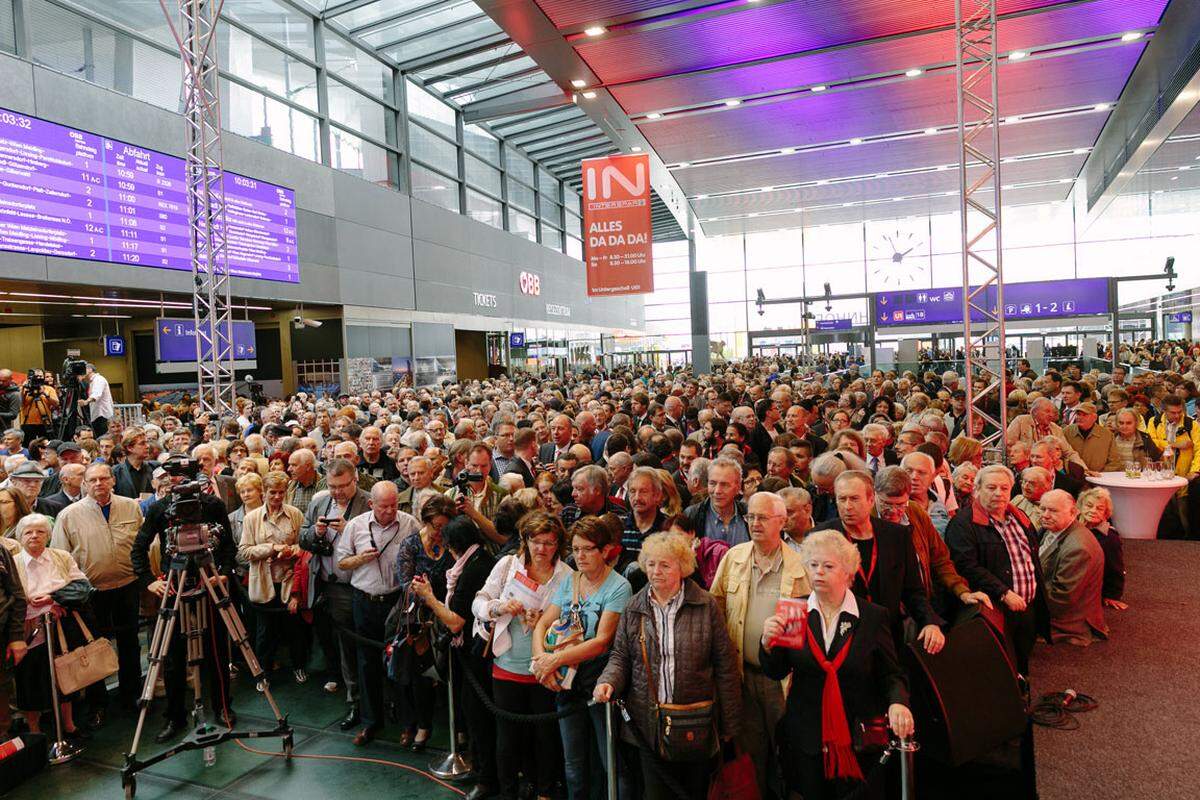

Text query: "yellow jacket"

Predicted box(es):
[708, 541, 810, 667]
[1145, 414, 1200, 480]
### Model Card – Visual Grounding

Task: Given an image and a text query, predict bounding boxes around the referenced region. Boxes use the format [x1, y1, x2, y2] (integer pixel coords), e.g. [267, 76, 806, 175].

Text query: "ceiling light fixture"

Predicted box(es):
[905, 68, 923, 77]
[937, 164, 950, 171]
[780, 147, 795, 154]
[945, 190, 957, 196]
[1009, 50, 1028, 60]
[811, 85, 827, 92]
[1121, 31, 1144, 42]
[631, 146, 642, 152]
[761, 186, 773, 192]
[1094, 103, 1110, 111]
[849, 137, 863, 145]
[724, 98, 742, 107]
[1059, 178, 1072, 183]
[581, 90, 597, 99]
[842, 202, 854, 207]
[584, 26, 606, 37]
[1073, 148, 1089, 154]
[678, 162, 690, 168]
[1006, 116, 1022, 123]
[924, 127, 938, 135]
[646, 112, 662, 119]
[816, 180, 829, 186]
[697, 194, 708, 199]
[571, 79, 587, 88]
[1181, 166, 1192, 171]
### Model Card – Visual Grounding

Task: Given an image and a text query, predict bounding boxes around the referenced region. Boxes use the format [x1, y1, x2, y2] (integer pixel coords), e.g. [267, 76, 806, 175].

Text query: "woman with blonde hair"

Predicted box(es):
[654, 468, 682, 516]
[948, 436, 984, 468]
[1077, 487, 1127, 611]
[0, 486, 32, 539]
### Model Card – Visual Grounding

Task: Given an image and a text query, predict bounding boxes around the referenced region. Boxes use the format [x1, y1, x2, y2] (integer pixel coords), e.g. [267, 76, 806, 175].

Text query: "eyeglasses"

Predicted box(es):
[744, 513, 783, 523]
[570, 544, 600, 556]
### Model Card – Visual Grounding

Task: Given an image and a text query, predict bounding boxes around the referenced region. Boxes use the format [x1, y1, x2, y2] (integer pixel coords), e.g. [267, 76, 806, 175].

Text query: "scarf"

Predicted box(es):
[805, 627, 863, 782]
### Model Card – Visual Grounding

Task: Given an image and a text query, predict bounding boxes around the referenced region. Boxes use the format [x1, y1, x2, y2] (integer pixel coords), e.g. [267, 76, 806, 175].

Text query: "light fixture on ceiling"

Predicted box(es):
[816, 180, 829, 186]
[724, 98, 742, 107]
[1073, 148, 1089, 154]
[1006, 115, 1023, 123]
[761, 186, 773, 192]
[780, 147, 795, 154]
[678, 162, 690, 168]
[924, 127, 938, 135]
[1094, 103, 1110, 111]
[945, 190, 957, 196]
[811, 85, 827, 92]
[697, 194, 708, 199]
[842, 202, 854, 207]
[849, 137, 863, 145]
[905, 68, 923, 77]
[1009, 50, 1029, 60]
[581, 90, 597, 99]
[646, 112, 662, 119]
[1059, 178, 1072, 184]
[937, 164, 950, 171]
[1182, 166, 1192, 171]
[584, 26, 607, 36]
[1002, 184, 1014, 190]
[748, 212, 759, 217]
[1121, 31, 1144, 42]
[631, 145, 642, 152]
[571, 79, 587, 88]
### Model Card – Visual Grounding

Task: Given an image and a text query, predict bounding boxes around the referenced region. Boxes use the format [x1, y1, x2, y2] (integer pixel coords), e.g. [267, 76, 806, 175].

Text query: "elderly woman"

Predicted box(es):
[473, 511, 573, 800]
[11, 514, 91, 737]
[831, 429, 867, 461]
[0, 487, 32, 539]
[413, 515, 498, 800]
[594, 532, 742, 800]
[1111, 408, 1161, 467]
[760, 530, 913, 800]
[948, 436, 984, 468]
[1077, 487, 1127, 611]
[229, 472, 264, 547]
[532, 516, 633, 800]
[238, 470, 308, 685]
[951, 462, 979, 507]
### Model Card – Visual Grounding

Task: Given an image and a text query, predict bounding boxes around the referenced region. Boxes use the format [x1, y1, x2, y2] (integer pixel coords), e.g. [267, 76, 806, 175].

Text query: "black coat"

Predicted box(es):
[504, 457, 537, 490]
[759, 599, 908, 757]
[132, 492, 238, 587]
[812, 517, 944, 645]
[112, 459, 156, 500]
[38, 490, 77, 518]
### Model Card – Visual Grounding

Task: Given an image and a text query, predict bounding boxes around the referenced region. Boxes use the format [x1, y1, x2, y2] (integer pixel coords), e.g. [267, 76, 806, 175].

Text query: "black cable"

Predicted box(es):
[1030, 689, 1098, 729]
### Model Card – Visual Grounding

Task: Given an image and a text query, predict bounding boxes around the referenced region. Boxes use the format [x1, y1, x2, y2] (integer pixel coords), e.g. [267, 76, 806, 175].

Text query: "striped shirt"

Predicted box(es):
[648, 587, 686, 704]
[993, 512, 1037, 602]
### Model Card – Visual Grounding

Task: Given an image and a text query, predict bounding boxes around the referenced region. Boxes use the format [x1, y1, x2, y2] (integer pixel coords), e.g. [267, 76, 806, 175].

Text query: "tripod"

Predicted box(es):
[122, 542, 292, 798]
[55, 378, 82, 443]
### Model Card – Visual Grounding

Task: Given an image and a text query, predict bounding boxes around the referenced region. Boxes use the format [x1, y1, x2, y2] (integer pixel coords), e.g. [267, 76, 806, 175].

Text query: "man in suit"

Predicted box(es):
[537, 413, 573, 466]
[39, 462, 85, 518]
[783, 402, 827, 458]
[299, 457, 371, 731]
[814, 470, 945, 654]
[662, 395, 686, 433]
[946, 464, 1050, 674]
[862, 423, 898, 474]
[1037, 490, 1108, 646]
[504, 427, 538, 489]
[192, 442, 241, 513]
[1030, 439, 1085, 497]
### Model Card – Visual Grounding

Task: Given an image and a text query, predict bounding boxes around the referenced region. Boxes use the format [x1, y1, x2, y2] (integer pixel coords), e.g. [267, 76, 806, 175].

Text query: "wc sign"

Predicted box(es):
[582, 153, 653, 297]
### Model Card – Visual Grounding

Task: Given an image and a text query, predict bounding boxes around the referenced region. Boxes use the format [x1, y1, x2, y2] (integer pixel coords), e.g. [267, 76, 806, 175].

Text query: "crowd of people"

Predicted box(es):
[0, 339, 1191, 799]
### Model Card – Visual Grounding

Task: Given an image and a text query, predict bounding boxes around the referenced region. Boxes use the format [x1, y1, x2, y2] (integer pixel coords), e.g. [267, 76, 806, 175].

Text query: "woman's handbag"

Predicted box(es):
[542, 575, 586, 689]
[707, 744, 760, 800]
[53, 611, 119, 695]
[639, 617, 717, 762]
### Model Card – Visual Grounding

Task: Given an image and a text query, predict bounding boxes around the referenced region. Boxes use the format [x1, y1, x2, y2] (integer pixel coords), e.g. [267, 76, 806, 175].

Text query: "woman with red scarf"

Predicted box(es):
[759, 529, 912, 799]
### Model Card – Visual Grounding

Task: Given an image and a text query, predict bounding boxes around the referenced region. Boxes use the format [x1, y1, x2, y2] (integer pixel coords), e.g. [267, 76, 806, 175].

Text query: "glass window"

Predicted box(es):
[537, 168, 559, 197]
[430, 55, 537, 96]
[328, 0, 429, 30]
[564, 189, 582, 216]
[409, 123, 459, 176]
[63, 0, 173, 46]
[323, 30, 393, 102]
[222, 79, 320, 162]
[467, 189, 503, 229]
[0, 0, 15, 54]
[361, 0, 482, 48]
[541, 224, 562, 251]
[509, 209, 536, 241]
[328, 79, 392, 143]
[507, 178, 536, 213]
[411, 163, 460, 212]
[567, 236, 583, 260]
[539, 197, 561, 225]
[463, 124, 500, 164]
[330, 127, 399, 188]
[565, 210, 582, 239]
[219, 23, 318, 111]
[505, 145, 535, 186]
[465, 154, 502, 198]
[406, 80, 457, 139]
[222, 0, 314, 60]
[378, 15, 501, 61]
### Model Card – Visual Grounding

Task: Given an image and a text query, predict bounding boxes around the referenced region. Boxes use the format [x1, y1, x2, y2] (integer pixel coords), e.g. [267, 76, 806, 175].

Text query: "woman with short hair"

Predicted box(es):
[1077, 487, 1127, 611]
[594, 532, 742, 800]
[0, 486, 32, 539]
[760, 530, 912, 800]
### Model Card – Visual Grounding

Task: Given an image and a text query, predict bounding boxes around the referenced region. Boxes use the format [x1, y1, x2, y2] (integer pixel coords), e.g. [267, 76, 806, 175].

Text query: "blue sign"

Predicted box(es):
[103, 335, 125, 357]
[1169, 311, 1193, 323]
[814, 318, 852, 331]
[155, 318, 257, 362]
[509, 331, 526, 348]
[874, 277, 1110, 327]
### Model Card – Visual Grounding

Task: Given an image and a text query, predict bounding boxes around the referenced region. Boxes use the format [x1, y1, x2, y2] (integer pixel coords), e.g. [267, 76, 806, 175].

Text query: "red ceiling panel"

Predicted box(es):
[609, 0, 1166, 115]
[639, 44, 1145, 164]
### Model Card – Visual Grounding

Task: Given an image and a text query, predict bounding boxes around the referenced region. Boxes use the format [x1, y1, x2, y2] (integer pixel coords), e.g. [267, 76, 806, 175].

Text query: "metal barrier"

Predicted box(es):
[113, 404, 145, 428]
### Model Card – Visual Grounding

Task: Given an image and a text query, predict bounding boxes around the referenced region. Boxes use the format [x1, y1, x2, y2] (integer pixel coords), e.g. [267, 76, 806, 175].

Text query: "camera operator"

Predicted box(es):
[132, 455, 239, 743]
[77, 363, 113, 437]
[18, 369, 58, 440]
[444, 443, 507, 549]
[0, 370, 20, 431]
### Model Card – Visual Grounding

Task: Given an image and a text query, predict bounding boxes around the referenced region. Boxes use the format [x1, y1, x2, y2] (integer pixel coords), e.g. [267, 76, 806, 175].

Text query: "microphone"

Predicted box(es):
[1061, 688, 1077, 707]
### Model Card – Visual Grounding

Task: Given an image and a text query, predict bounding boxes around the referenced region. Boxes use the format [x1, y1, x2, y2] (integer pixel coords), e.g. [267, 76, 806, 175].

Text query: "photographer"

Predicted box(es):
[18, 369, 58, 440]
[0, 370, 20, 431]
[444, 444, 507, 550]
[77, 363, 113, 437]
[132, 454, 238, 743]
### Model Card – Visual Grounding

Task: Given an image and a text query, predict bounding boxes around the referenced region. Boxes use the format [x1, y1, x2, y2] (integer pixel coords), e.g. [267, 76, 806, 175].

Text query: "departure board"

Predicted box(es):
[874, 278, 1110, 327]
[0, 106, 299, 282]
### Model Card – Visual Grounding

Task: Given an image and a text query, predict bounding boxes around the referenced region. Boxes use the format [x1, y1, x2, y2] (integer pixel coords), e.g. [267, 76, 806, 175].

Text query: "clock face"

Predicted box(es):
[870, 228, 927, 287]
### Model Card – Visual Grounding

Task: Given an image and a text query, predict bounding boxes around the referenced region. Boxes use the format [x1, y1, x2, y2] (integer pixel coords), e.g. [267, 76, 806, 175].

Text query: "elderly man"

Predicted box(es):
[286, 447, 323, 512]
[398, 455, 441, 517]
[300, 458, 371, 730]
[1030, 438, 1085, 497]
[538, 414, 573, 465]
[560, 464, 630, 529]
[1062, 402, 1120, 473]
[946, 465, 1049, 674]
[193, 442, 241, 513]
[1037, 490, 1108, 646]
[606, 450, 634, 502]
[1006, 396, 1086, 472]
[901, 451, 952, 533]
[777, 485, 812, 551]
[619, 466, 669, 577]
[333, 440, 377, 492]
[446, 444, 507, 549]
[862, 423, 896, 474]
[491, 421, 518, 478]
[359, 426, 399, 482]
[52, 462, 145, 725]
[814, 470, 945, 653]
[783, 402, 827, 457]
[337, 480, 418, 745]
[8, 461, 55, 516]
[1013, 466, 1054, 530]
[683, 457, 749, 546]
[808, 451, 850, 524]
[39, 462, 86, 517]
[709, 491, 809, 799]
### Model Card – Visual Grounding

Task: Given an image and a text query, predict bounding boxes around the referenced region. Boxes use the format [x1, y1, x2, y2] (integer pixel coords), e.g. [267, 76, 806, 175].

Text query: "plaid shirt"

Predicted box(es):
[993, 512, 1037, 603]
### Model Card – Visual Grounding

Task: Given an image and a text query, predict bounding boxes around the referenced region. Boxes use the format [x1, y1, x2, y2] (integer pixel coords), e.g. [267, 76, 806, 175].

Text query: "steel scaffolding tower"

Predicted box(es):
[955, 0, 1007, 458]
[160, 0, 236, 417]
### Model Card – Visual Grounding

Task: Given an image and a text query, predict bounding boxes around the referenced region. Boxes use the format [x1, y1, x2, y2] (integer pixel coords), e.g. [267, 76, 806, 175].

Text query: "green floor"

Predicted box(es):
[4, 677, 465, 800]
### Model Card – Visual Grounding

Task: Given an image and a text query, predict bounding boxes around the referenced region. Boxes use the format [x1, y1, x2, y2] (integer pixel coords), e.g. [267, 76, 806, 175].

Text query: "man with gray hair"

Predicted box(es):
[684, 456, 748, 546]
[777, 486, 812, 551]
[561, 464, 630, 528]
[808, 450, 850, 525]
[1037, 489, 1108, 646]
[1014, 466, 1054, 530]
[605, 450, 634, 502]
[686, 456, 711, 505]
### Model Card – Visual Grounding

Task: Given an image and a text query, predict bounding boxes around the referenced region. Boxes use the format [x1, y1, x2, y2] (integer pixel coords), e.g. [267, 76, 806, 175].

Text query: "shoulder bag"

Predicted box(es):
[53, 610, 119, 695]
[639, 615, 717, 762]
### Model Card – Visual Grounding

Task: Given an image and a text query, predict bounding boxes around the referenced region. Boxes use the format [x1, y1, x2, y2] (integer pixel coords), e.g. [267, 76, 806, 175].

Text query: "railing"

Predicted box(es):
[113, 404, 145, 428]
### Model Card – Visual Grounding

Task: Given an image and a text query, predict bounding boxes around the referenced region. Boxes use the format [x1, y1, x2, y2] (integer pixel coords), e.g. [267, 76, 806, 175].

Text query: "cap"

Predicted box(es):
[56, 441, 82, 455]
[9, 461, 47, 480]
[1076, 402, 1099, 415]
[152, 466, 167, 480]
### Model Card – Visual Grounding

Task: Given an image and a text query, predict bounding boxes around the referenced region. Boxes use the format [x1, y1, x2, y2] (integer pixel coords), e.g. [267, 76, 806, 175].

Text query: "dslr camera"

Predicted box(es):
[24, 369, 46, 392]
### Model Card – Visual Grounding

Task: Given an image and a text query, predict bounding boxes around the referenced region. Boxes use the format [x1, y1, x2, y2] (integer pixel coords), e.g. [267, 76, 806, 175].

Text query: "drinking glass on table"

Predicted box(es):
[1125, 461, 1141, 480]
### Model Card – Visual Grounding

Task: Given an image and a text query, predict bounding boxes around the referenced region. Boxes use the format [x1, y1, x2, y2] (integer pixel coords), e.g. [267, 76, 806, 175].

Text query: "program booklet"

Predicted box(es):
[770, 597, 810, 650]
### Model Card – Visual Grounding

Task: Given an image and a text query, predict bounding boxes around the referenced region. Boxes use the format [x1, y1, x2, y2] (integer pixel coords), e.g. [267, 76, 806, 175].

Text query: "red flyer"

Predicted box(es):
[770, 597, 810, 650]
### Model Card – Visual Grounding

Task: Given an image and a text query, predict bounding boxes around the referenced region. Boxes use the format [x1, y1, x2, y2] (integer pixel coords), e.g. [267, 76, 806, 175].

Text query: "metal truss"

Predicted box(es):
[955, 0, 1008, 458]
[160, 0, 236, 417]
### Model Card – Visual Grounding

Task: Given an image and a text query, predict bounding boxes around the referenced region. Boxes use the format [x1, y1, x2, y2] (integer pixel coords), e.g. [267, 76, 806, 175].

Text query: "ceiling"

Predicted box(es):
[0, 282, 300, 324]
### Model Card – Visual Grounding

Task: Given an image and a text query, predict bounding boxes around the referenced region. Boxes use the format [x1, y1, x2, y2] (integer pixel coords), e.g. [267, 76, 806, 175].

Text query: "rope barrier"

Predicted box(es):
[455, 647, 588, 723]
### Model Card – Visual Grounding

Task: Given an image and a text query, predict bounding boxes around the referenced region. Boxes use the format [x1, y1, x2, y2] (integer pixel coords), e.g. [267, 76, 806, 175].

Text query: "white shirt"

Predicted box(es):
[336, 509, 419, 595]
[87, 372, 114, 420]
[19, 549, 87, 616]
[808, 590, 859, 653]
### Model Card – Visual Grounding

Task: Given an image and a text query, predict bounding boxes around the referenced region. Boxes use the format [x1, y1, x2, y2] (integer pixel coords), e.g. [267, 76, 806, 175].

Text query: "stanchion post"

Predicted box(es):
[896, 736, 919, 800]
[42, 611, 83, 764]
[605, 702, 617, 800]
[429, 650, 472, 780]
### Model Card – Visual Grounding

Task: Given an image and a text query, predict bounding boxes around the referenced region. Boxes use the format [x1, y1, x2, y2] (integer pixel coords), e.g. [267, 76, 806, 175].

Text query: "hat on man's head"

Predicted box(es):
[56, 441, 82, 455]
[9, 461, 47, 480]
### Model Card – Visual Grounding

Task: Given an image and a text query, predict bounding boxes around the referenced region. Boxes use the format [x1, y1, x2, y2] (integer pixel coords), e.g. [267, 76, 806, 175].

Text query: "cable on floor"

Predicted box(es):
[1030, 689, 1098, 730]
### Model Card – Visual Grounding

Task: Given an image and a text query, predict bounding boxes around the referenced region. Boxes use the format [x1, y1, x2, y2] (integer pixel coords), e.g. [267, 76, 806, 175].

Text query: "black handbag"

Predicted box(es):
[639, 617, 717, 762]
[51, 579, 95, 608]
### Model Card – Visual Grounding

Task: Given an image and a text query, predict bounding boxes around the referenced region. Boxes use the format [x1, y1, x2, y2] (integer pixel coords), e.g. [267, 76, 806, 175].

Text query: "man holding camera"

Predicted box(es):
[18, 369, 59, 440]
[77, 363, 113, 437]
[132, 455, 238, 742]
[444, 443, 507, 550]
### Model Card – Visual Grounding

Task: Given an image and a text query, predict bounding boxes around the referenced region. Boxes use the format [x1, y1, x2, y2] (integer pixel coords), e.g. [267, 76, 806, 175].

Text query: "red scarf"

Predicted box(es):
[805, 628, 863, 782]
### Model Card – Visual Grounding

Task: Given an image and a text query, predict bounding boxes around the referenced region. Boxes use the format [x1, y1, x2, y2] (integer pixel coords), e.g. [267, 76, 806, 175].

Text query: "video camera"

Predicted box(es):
[24, 369, 46, 392]
[162, 458, 212, 555]
[60, 358, 87, 382]
[452, 471, 485, 492]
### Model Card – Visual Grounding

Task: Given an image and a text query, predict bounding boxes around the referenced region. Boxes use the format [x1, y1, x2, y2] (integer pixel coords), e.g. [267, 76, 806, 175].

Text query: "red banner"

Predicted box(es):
[582, 153, 654, 296]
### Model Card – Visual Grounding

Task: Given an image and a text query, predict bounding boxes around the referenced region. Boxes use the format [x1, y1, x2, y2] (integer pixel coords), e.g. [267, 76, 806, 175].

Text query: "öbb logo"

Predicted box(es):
[519, 271, 541, 296]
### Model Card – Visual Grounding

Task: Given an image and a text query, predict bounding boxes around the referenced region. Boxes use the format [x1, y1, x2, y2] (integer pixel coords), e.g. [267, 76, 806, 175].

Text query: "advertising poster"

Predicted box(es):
[582, 153, 653, 296]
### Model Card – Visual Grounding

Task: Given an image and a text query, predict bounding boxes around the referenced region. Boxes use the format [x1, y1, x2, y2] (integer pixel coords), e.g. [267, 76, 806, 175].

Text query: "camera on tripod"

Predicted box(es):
[60, 358, 87, 382]
[162, 458, 212, 555]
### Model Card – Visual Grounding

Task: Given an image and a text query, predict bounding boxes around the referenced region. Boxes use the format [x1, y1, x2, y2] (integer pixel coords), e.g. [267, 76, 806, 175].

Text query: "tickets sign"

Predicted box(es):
[582, 154, 653, 296]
